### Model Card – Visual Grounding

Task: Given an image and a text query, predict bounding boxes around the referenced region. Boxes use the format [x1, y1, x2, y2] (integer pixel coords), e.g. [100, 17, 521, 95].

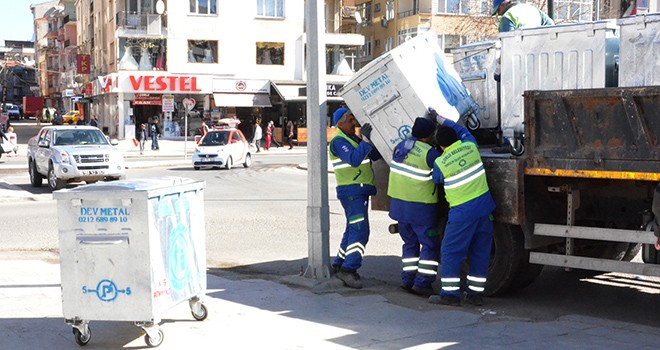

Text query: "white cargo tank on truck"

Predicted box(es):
[340, 17, 660, 296]
[27, 125, 126, 191]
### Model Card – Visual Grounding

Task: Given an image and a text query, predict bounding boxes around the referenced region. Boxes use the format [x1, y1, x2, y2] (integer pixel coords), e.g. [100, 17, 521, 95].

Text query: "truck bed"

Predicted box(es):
[523, 87, 660, 179]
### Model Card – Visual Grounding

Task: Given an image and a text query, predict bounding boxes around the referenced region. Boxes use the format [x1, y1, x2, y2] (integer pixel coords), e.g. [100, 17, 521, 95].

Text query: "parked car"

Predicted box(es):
[6, 104, 21, 120]
[27, 125, 126, 191]
[192, 128, 251, 170]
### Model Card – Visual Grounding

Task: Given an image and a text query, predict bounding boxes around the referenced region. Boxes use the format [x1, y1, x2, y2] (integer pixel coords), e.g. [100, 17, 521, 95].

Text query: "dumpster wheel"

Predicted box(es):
[145, 329, 164, 347]
[191, 303, 208, 321]
[73, 327, 91, 346]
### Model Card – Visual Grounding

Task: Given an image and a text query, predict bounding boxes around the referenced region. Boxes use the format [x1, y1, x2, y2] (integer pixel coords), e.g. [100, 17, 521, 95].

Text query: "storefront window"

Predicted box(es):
[326, 45, 357, 75]
[256, 42, 284, 65]
[118, 38, 166, 71]
[188, 40, 218, 63]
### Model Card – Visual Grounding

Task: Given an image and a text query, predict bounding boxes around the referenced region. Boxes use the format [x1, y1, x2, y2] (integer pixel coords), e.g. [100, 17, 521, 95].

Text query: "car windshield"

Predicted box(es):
[53, 129, 110, 146]
[199, 131, 230, 146]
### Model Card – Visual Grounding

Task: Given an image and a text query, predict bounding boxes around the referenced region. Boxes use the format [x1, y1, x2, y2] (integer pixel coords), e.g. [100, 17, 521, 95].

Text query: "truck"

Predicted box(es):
[340, 16, 660, 296]
[22, 96, 44, 120]
[27, 125, 126, 191]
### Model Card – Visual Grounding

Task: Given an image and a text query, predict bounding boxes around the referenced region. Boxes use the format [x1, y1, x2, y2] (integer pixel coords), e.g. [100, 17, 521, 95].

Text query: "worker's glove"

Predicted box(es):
[360, 123, 373, 143]
[428, 107, 445, 125]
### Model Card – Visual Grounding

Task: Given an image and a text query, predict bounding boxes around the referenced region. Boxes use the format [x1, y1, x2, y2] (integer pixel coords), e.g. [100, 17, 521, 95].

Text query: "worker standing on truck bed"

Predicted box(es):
[329, 108, 381, 289]
[492, 0, 554, 32]
[428, 108, 496, 307]
[388, 117, 443, 297]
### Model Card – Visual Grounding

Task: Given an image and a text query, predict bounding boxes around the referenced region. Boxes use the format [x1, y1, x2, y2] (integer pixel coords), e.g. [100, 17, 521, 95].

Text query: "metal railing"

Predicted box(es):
[116, 11, 167, 34]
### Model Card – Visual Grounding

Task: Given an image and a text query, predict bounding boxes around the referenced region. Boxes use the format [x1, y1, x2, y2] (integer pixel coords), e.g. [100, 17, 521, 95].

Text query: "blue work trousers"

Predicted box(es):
[440, 214, 493, 297]
[333, 195, 370, 272]
[399, 221, 441, 289]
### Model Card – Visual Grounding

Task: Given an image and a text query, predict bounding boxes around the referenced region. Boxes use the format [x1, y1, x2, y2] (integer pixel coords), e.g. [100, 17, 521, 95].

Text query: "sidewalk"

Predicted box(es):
[1, 251, 659, 349]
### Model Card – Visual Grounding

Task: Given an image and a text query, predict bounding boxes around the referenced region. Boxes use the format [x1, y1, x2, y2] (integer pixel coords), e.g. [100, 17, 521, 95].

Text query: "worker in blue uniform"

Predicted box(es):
[427, 108, 496, 306]
[388, 117, 443, 296]
[329, 108, 381, 289]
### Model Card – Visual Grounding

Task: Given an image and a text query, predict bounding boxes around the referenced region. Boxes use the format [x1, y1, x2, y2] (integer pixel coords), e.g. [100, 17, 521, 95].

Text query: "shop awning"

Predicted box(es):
[212, 93, 271, 107]
[270, 82, 345, 102]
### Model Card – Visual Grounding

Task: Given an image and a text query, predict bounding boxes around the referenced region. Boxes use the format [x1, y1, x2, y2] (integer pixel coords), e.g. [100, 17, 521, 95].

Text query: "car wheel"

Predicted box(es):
[243, 153, 252, 168]
[225, 156, 233, 170]
[29, 160, 43, 187]
[47, 164, 65, 191]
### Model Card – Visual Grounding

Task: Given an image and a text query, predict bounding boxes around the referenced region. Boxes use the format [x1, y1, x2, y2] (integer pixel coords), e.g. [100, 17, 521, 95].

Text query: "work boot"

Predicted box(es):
[411, 285, 435, 297]
[336, 269, 363, 289]
[428, 294, 461, 306]
[400, 284, 414, 293]
[464, 293, 484, 306]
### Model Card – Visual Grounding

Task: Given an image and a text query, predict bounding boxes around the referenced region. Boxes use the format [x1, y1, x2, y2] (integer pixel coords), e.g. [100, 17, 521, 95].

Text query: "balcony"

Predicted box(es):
[116, 12, 167, 37]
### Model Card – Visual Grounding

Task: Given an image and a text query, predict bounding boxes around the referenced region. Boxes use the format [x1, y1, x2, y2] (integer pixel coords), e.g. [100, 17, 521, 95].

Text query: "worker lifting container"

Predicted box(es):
[53, 177, 207, 348]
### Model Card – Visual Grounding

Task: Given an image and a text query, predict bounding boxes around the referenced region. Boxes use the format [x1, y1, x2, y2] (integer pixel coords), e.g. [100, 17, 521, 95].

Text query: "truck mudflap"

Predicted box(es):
[524, 87, 660, 180]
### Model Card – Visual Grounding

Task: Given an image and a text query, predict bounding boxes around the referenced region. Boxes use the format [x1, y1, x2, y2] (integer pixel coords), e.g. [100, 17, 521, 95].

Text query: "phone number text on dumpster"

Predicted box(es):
[78, 207, 130, 223]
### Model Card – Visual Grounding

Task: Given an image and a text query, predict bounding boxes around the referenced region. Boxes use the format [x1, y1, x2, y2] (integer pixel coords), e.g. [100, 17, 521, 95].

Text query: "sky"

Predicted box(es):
[0, 0, 46, 45]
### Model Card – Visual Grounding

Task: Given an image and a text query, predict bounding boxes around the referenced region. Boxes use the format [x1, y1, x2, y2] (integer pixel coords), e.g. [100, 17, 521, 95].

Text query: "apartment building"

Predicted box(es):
[0, 41, 38, 106]
[69, 0, 363, 140]
[31, 0, 78, 112]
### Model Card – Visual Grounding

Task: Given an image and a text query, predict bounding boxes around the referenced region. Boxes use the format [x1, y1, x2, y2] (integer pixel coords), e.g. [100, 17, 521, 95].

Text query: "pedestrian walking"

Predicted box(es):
[427, 108, 496, 307]
[388, 117, 442, 297]
[265, 120, 273, 150]
[286, 119, 295, 150]
[253, 119, 262, 153]
[329, 108, 381, 289]
[90, 115, 99, 127]
[137, 123, 148, 155]
[150, 117, 161, 150]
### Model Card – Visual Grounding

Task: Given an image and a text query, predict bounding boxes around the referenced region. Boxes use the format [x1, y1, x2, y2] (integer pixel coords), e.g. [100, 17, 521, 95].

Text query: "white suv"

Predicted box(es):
[27, 126, 126, 191]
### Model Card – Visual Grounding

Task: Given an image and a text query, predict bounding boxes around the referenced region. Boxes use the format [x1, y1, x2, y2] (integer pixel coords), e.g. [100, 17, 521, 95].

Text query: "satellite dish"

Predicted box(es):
[354, 11, 363, 24]
[156, 0, 165, 15]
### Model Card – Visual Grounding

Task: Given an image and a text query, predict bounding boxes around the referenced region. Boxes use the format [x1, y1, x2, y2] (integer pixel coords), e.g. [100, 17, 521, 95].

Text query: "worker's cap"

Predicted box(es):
[412, 117, 435, 139]
[492, 0, 505, 15]
[333, 108, 351, 126]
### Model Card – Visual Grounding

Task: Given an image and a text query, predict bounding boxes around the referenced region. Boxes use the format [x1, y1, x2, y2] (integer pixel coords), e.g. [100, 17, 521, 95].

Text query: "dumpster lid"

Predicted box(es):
[63, 177, 199, 192]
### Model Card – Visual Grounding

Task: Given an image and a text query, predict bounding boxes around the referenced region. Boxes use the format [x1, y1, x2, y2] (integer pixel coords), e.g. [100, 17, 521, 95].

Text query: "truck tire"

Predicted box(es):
[483, 223, 526, 296]
[47, 164, 65, 191]
[29, 160, 43, 187]
[507, 225, 544, 291]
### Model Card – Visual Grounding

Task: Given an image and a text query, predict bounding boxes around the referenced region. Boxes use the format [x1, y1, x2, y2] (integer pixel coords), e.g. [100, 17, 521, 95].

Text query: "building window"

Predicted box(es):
[190, 0, 217, 15]
[437, 0, 470, 14]
[375, 39, 381, 48]
[359, 37, 373, 59]
[188, 40, 218, 63]
[326, 45, 357, 75]
[385, 37, 393, 52]
[397, 27, 431, 45]
[385, 0, 394, 20]
[437, 34, 466, 53]
[256, 42, 284, 65]
[357, 2, 372, 25]
[555, 0, 593, 21]
[374, 3, 381, 12]
[257, 0, 284, 17]
[118, 38, 167, 70]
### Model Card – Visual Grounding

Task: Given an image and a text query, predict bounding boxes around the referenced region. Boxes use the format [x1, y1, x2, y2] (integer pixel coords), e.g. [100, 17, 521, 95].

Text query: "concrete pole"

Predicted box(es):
[303, 0, 331, 279]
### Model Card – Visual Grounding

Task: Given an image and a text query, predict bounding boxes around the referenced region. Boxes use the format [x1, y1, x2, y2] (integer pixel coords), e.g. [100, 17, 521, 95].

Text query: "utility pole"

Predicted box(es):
[303, 0, 331, 279]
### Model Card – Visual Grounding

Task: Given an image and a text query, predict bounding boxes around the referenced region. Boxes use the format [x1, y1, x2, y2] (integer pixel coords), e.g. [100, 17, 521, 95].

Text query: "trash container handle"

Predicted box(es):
[77, 236, 129, 245]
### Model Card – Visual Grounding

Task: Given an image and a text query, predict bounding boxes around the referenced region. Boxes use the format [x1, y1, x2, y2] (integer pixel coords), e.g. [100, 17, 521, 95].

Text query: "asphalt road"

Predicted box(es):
[2, 156, 660, 330]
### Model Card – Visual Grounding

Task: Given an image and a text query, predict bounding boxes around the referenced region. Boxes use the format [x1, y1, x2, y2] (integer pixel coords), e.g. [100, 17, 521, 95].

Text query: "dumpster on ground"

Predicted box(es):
[54, 177, 207, 347]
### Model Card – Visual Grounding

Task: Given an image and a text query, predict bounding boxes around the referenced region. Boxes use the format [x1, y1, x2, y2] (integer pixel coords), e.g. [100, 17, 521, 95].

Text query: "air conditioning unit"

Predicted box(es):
[342, 6, 357, 18]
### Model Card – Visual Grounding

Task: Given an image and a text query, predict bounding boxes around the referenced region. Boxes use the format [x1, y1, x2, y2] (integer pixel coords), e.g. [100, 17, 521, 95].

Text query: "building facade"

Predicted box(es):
[0, 41, 38, 107]
[69, 0, 363, 140]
